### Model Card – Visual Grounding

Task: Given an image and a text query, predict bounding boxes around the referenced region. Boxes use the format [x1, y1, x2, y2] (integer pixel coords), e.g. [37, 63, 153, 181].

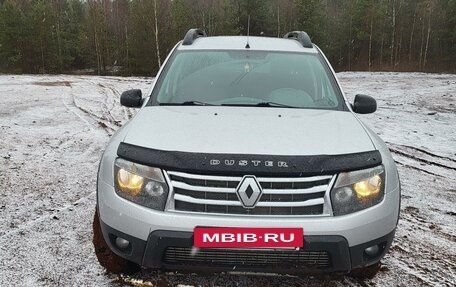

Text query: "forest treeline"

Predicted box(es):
[0, 0, 455, 76]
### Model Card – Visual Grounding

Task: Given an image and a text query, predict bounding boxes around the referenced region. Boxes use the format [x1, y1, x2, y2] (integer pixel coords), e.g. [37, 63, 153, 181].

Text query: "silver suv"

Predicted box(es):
[93, 29, 400, 276]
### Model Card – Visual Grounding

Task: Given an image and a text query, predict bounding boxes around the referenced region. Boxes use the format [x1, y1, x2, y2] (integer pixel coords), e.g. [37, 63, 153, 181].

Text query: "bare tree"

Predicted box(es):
[423, 0, 432, 69]
[153, 0, 161, 67]
[348, 2, 353, 71]
[277, 4, 280, 37]
[419, 8, 425, 69]
[409, 4, 417, 62]
[390, 0, 396, 67]
[52, 0, 63, 71]
[368, 12, 373, 71]
[390, 0, 402, 68]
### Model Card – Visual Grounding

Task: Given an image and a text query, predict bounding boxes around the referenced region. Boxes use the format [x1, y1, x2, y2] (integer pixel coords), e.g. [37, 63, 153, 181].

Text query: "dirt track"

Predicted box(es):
[0, 73, 455, 286]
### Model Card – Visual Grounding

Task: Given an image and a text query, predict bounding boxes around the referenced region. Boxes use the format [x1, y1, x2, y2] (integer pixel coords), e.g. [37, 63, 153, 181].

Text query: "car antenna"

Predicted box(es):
[245, 15, 250, 49]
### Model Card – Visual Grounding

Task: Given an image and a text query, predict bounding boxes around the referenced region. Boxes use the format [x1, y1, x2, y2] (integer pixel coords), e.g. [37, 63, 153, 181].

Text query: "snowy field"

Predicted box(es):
[0, 72, 455, 286]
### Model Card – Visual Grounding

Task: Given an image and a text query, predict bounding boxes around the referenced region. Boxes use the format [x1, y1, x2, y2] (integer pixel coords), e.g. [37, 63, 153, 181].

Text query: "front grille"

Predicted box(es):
[167, 171, 335, 216]
[163, 247, 331, 269]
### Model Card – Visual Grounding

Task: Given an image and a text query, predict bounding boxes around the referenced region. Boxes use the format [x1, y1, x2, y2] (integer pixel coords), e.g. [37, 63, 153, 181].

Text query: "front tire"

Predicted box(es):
[92, 208, 140, 274]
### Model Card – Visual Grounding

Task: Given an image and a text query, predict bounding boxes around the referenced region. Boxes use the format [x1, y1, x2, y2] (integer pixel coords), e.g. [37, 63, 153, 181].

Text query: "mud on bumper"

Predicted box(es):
[99, 219, 395, 273]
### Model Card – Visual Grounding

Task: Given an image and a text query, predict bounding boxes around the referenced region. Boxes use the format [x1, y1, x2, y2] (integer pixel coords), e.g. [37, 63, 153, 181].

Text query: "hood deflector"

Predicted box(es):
[117, 142, 382, 177]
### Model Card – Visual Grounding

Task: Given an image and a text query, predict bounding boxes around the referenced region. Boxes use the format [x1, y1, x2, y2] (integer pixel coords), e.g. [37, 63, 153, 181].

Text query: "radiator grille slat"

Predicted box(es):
[167, 171, 335, 216]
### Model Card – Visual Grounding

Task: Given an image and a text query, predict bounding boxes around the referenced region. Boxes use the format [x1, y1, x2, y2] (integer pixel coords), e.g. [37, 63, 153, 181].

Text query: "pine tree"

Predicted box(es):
[30, 0, 57, 73]
[0, 0, 27, 72]
[222, 0, 274, 36]
[294, 0, 326, 45]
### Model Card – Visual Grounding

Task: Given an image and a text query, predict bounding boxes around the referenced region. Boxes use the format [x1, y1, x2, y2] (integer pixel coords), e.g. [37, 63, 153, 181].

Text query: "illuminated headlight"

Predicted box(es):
[331, 165, 385, 215]
[114, 158, 169, 210]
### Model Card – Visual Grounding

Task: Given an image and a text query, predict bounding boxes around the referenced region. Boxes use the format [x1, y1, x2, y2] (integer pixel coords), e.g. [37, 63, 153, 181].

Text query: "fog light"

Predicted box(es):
[364, 245, 380, 258]
[115, 237, 130, 250]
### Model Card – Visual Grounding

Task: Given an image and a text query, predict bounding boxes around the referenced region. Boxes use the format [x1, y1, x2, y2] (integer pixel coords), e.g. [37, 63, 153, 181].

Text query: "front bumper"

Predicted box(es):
[98, 178, 399, 272]
[99, 218, 395, 272]
[98, 179, 399, 246]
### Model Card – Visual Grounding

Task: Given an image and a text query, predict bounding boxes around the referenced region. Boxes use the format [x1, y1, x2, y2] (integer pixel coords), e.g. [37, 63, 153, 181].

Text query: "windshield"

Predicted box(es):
[150, 50, 343, 109]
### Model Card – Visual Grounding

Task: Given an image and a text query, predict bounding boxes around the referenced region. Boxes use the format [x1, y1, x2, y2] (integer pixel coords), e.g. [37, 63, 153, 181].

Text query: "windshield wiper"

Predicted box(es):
[222, 102, 296, 108]
[159, 101, 214, 106]
[255, 102, 296, 108]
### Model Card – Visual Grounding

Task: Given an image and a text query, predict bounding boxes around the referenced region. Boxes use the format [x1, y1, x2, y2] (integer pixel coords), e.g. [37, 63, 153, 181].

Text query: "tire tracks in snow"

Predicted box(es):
[97, 82, 124, 126]
[384, 165, 456, 286]
[394, 161, 443, 177]
[1, 78, 114, 240]
[0, 192, 95, 241]
[388, 143, 456, 164]
[61, 95, 95, 131]
[386, 142, 456, 180]
[388, 145, 456, 172]
[68, 78, 132, 134]
[387, 239, 456, 286]
[72, 94, 117, 134]
[0, 87, 105, 240]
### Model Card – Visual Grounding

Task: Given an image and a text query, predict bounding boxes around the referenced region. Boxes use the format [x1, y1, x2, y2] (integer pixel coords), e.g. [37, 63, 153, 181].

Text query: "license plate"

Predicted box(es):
[193, 227, 303, 249]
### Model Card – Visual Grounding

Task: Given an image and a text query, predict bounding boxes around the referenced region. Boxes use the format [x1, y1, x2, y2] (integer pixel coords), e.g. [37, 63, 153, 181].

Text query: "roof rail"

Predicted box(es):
[182, 29, 207, 45]
[283, 31, 312, 48]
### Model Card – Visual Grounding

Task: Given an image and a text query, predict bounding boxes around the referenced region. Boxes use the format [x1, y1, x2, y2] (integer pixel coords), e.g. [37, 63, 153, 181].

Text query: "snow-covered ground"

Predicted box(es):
[0, 72, 454, 286]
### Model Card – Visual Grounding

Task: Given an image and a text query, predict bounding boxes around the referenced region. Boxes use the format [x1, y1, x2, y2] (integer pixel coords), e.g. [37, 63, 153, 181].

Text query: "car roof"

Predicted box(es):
[177, 36, 319, 54]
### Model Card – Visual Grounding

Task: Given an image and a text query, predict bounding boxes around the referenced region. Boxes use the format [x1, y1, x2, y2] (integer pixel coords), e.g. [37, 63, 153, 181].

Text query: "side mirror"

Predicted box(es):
[120, 89, 143, 108]
[352, 94, 377, 114]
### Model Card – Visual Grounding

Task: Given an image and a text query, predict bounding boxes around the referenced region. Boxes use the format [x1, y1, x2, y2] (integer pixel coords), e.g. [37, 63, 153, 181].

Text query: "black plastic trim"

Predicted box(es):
[182, 28, 207, 45]
[349, 228, 396, 269]
[99, 222, 396, 273]
[117, 142, 382, 176]
[353, 94, 377, 114]
[99, 219, 147, 265]
[142, 230, 351, 273]
[284, 31, 313, 48]
[143, 230, 193, 268]
[120, 89, 143, 108]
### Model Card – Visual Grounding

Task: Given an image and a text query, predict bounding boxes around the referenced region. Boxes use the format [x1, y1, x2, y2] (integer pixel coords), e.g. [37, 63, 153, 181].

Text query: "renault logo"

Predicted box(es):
[236, 175, 263, 208]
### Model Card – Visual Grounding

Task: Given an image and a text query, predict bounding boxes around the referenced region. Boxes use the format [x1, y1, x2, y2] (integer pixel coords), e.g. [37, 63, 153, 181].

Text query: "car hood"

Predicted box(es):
[122, 106, 375, 156]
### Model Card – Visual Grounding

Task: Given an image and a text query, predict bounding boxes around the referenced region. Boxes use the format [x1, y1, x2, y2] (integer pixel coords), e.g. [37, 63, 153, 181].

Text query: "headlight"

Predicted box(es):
[114, 158, 169, 210]
[331, 165, 385, 215]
